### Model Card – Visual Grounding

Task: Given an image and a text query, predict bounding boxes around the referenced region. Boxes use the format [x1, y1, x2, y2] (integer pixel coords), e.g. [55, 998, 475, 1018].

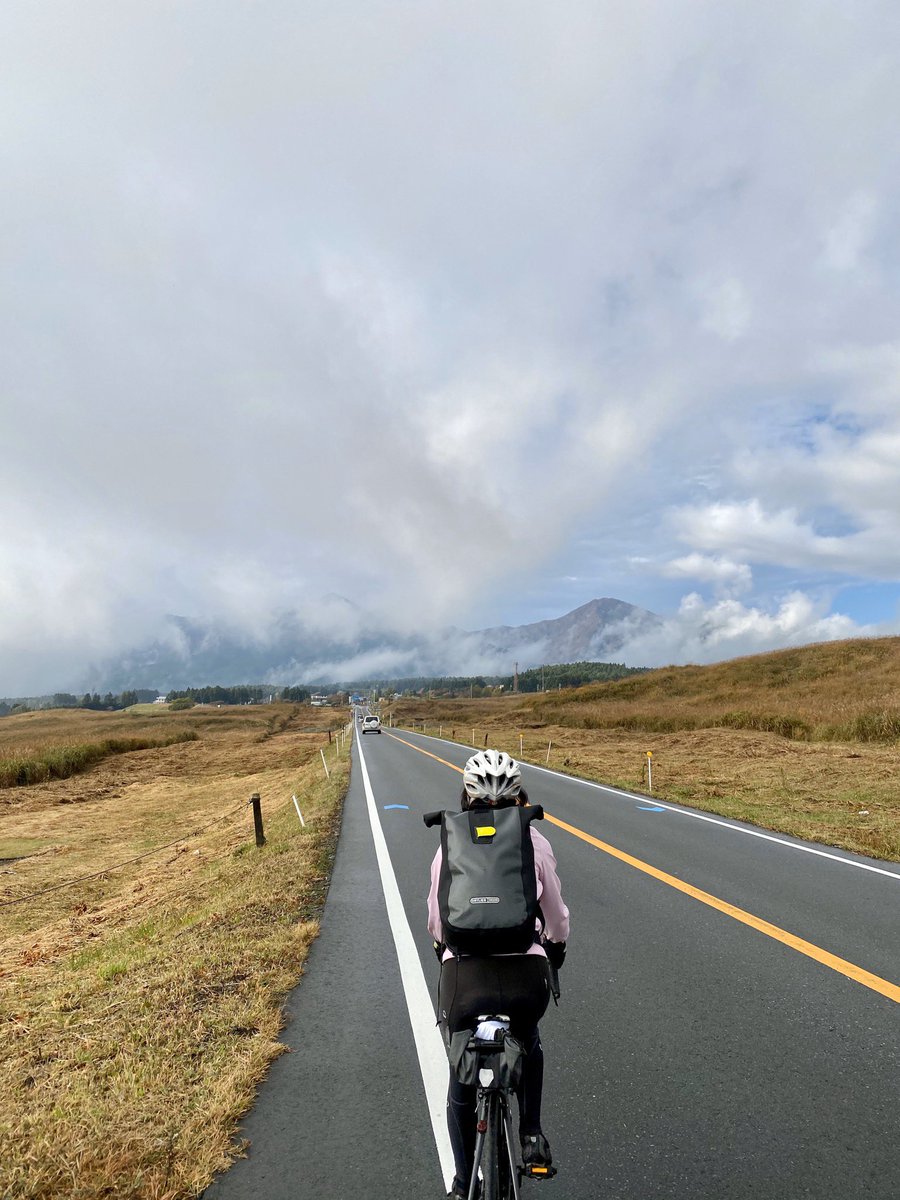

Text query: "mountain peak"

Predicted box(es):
[81, 596, 659, 691]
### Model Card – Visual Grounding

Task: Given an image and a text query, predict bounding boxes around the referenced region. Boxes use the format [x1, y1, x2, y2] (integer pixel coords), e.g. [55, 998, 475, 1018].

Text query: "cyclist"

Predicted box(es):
[427, 749, 569, 1199]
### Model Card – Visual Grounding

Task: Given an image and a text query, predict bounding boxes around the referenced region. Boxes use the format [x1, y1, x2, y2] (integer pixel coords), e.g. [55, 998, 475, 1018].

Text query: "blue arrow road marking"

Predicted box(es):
[638, 805, 666, 812]
[384, 804, 410, 810]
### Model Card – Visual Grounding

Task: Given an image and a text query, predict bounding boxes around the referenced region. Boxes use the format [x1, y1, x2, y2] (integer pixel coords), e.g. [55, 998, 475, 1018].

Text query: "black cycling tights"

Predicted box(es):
[439, 956, 551, 1186]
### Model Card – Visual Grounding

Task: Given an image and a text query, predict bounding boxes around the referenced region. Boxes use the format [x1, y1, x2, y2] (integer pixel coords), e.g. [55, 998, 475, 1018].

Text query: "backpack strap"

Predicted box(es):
[523, 806, 544, 941]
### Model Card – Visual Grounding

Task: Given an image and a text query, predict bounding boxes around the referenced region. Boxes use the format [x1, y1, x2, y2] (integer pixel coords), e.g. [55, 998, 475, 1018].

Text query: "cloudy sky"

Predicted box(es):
[3, 1, 900, 694]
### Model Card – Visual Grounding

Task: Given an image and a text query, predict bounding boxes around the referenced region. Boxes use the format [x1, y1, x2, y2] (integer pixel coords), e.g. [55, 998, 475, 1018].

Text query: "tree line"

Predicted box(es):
[0, 685, 312, 716]
[337, 662, 647, 698]
[167, 685, 311, 705]
[0, 690, 160, 716]
[501, 661, 647, 692]
[1, 663, 645, 718]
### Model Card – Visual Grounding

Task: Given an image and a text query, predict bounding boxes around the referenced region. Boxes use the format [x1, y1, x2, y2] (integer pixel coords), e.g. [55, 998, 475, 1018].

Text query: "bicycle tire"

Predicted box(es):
[481, 1092, 501, 1200]
[481, 1092, 518, 1200]
[500, 1098, 519, 1200]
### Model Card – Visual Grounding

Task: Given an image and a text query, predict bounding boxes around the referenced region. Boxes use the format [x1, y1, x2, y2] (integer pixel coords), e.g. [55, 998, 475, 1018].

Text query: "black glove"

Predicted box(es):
[433, 940, 445, 962]
[544, 940, 566, 969]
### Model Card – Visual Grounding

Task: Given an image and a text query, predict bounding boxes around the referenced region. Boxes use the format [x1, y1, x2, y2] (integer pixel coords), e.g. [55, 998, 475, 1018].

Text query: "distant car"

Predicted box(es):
[361, 715, 381, 734]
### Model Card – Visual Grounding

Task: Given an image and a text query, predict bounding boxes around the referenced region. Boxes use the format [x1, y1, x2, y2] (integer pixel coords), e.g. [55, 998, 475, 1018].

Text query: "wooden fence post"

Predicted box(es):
[250, 793, 266, 847]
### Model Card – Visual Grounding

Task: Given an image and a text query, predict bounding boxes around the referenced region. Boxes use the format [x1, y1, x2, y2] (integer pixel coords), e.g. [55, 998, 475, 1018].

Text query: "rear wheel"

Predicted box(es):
[499, 1099, 519, 1200]
[481, 1093, 501, 1200]
[482, 1093, 517, 1200]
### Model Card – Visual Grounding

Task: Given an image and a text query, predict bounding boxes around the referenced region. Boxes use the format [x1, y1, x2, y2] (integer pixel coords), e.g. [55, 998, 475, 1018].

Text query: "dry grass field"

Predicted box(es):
[387, 636, 900, 862]
[0, 702, 351, 1199]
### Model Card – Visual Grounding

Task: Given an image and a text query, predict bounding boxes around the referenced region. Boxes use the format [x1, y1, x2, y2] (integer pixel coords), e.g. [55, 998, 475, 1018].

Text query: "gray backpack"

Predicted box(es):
[424, 804, 544, 956]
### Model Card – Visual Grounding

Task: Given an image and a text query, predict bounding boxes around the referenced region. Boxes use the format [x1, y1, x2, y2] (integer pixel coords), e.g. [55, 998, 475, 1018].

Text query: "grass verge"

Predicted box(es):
[0, 738, 350, 1199]
[386, 697, 900, 862]
[0, 732, 199, 789]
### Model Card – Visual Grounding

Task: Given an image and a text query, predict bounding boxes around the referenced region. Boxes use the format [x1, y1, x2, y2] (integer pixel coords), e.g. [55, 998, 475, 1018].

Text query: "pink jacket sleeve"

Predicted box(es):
[426, 825, 570, 947]
[531, 826, 570, 943]
[427, 846, 443, 943]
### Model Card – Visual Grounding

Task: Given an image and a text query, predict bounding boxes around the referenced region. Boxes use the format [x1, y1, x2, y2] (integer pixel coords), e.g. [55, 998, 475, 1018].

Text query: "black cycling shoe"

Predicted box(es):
[520, 1132, 556, 1179]
[447, 1177, 481, 1199]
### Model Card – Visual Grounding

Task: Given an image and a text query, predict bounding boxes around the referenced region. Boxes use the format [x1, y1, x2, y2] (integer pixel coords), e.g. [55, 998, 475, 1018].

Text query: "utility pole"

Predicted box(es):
[541, 664, 545, 692]
[513, 662, 519, 694]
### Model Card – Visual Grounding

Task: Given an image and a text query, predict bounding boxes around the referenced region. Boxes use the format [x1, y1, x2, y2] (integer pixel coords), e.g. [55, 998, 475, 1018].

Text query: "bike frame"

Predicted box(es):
[465, 1032, 521, 1200]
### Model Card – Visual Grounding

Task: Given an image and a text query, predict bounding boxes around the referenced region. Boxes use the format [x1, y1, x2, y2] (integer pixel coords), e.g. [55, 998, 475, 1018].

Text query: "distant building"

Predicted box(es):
[154, 695, 168, 704]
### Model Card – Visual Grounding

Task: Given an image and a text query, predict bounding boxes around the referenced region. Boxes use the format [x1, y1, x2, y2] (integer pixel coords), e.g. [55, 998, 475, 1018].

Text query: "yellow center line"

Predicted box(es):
[385, 731, 465, 773]
[385, 730, 900, 1005]
[544, 813, 900, 1005]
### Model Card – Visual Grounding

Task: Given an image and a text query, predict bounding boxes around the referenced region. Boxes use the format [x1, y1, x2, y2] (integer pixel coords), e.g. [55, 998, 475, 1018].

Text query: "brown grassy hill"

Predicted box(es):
[389, 638, 900, 862]
[531, 636, 900, 742]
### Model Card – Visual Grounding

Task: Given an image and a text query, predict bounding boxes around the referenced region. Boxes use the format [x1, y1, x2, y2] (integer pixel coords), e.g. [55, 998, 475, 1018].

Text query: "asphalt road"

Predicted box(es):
[205, 726, 900, 1200]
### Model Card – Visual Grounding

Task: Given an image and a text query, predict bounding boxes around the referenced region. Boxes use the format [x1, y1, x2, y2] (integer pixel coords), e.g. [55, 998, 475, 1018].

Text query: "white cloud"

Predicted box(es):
[697, 277, 752, 342]
[2, 1, 900, 692]
[673, 500, 830, 562]
[618, 590, 878, 668]
[822, 192, 878, 272]
[661, 554, 752, 594]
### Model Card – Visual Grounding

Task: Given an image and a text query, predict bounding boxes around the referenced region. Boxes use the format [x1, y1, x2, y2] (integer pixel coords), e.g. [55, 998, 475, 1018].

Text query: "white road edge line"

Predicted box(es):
[400, 729, 900, 883]
[355, 733, 454, 1188]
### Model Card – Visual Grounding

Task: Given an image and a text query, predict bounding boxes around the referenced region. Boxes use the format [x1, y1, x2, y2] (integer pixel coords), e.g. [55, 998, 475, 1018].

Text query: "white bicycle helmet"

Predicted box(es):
[463, 749, 521, 805]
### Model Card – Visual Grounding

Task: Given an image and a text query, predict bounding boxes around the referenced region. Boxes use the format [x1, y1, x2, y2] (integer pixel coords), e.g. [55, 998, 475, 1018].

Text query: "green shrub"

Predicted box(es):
[716, 711, 811, 740]
[839, 710, 900, 743]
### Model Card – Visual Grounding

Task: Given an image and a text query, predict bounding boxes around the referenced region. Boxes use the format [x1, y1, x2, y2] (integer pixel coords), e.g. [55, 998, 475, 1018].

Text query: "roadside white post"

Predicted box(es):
[546, 740, 552, 764]
[519, 732, 523, 756]
[472, 728, 476, 745]
[292, 794, 306, 826]
[320, 748, 330, 778]
[646, 751, 653, 792]
[439, 724, 443, 737]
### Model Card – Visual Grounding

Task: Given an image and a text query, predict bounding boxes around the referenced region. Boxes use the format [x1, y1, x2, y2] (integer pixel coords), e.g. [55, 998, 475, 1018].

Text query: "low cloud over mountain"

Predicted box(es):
[82, 598, 660, 692]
